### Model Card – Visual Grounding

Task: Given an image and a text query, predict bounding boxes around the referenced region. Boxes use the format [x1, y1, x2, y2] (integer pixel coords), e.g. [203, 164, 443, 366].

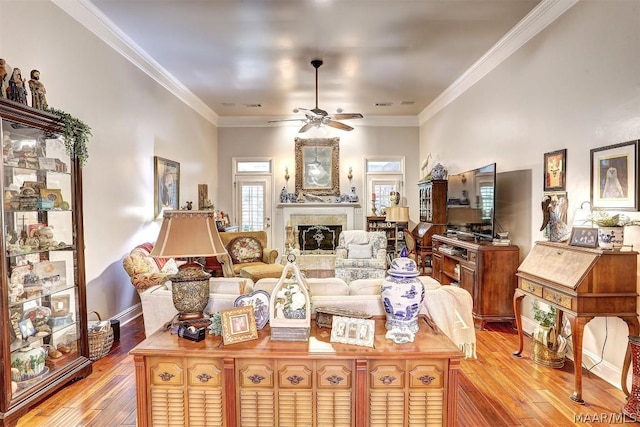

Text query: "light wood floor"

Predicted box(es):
[16, 318, 636, 426]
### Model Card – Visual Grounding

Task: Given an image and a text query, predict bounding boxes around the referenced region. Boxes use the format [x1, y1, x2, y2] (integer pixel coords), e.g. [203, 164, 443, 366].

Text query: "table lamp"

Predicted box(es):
[150, 210, 227, 320]
[385, 206, 410, 223]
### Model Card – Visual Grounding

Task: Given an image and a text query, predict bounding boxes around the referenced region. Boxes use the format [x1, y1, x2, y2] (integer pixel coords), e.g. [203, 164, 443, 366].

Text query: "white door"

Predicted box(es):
[235, 175, 273, 243]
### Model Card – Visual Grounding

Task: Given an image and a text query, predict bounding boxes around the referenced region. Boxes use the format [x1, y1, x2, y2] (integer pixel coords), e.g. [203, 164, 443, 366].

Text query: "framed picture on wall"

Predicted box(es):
[590, 140, 639, 211]
[543, 149, 567, 191]
[154, 156, 180, 218]
[294, 137, 340, 196]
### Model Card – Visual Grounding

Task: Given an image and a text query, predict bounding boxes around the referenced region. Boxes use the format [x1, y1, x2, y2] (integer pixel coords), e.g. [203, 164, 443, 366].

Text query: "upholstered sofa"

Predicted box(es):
[217, 231, 284, 280]
[334, 230, 387, 284]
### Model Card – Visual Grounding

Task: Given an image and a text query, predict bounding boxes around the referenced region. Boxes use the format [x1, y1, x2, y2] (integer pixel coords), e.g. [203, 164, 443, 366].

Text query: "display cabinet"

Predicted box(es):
[366, 216, 408, 258]
[412, 180, 448, 274]
[0, 99, 91, 426]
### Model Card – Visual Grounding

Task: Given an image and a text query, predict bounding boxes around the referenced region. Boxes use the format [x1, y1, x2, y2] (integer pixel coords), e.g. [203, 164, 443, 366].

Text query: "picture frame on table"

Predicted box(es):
[568, 227, 598, 248]
[220, 306, 258, 345]
[590, 140, 639, 211]
[543, 149, 567, 191]
[294, 137, 340, 196]
[18, 318, 36, 339]
[330, 315, 375, 348]
[154, 156, 180, 218]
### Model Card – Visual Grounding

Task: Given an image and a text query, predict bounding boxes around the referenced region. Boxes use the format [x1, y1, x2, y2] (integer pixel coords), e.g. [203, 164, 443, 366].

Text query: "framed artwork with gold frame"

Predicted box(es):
[40, 189, 63, 208]
[294, 137, 340, 196]
[220, 306, 258, 345]
[154, 156, 180, 218]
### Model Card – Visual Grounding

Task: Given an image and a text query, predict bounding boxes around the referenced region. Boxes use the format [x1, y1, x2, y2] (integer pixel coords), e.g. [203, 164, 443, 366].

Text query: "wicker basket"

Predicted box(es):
[88, 311, 114, 361]
[532, 339, 565, 368]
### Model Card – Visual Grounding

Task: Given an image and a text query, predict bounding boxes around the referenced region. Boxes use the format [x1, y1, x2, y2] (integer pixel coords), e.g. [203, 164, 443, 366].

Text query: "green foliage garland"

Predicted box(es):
[45, 107, 92, 166]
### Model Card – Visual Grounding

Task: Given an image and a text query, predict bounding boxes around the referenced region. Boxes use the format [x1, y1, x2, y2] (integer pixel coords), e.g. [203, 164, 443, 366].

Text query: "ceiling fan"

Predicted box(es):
[269, 59, 363, 133]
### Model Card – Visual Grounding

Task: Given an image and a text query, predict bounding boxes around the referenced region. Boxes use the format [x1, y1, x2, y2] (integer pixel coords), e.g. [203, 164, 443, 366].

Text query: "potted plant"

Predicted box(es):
[589, 211, 640, 250]
[45, 107, 92, 166]
[531, 301, 566, 368]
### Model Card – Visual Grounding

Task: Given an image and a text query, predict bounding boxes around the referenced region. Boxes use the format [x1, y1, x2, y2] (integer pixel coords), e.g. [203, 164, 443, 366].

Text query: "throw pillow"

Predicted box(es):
[229, 236, 264, 264]
[348, 244, 372, 259]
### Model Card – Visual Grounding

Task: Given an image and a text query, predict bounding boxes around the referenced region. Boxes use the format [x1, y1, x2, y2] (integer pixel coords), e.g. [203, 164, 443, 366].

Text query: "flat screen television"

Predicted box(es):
[446, 163, 497, 241]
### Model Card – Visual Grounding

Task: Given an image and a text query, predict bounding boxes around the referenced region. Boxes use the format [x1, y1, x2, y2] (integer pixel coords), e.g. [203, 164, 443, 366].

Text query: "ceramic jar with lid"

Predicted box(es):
[11, 345, 46, 381]
[431, 163, 447, 180]
[380, 247, 425, 344]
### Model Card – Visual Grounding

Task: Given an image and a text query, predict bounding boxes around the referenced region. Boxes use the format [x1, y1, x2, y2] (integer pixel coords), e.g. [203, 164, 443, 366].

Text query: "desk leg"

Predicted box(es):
[512, 290, 525, 357]
[620, 316, 640, 397]
[568, 315, 593, 404]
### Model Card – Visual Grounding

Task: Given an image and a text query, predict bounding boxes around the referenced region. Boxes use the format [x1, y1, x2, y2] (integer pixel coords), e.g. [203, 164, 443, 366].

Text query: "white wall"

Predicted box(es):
[217, 125, 420, 253]
[0, 1, 219, 321]
[420, 0, 640, 388]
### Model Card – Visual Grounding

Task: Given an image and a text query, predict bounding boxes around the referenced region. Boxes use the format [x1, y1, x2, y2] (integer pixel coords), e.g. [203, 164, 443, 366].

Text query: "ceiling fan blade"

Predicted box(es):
[298, 122, 315, 133]
[296, 108, 323, 118]
[332, 113, 363, 120]
[326, 120, 354, 131]
[268, 118, 305, 123]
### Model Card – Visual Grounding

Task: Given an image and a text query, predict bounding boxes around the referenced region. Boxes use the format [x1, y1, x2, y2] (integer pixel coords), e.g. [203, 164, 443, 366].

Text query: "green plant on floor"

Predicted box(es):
[45, 107, 92, 166]
[532, 301, 556, 327]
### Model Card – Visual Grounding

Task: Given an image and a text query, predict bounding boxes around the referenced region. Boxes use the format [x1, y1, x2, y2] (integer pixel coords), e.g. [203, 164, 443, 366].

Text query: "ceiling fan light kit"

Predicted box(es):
[269, 59, 363, 133]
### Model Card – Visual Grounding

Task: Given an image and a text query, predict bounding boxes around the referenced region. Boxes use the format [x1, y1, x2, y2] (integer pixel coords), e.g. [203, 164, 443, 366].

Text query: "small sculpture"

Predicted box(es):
[0, 59, 7, 99]
[28, 70, 47, 110]
[540, 194, 571, 242]
[6, 67, 27, 105]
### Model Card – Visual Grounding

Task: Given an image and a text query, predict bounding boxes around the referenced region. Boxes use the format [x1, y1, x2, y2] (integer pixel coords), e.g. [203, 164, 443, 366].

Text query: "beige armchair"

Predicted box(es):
[217, 231, 282, 279]
[334, 231, 388, 284]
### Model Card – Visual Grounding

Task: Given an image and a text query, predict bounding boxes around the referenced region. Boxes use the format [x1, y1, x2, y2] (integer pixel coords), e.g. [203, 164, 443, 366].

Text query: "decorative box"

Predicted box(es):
[314, 306, 372, 329]
[18, 195, 38, 210]
[36, 198, 54, 210]
[48, 314, 72, 328]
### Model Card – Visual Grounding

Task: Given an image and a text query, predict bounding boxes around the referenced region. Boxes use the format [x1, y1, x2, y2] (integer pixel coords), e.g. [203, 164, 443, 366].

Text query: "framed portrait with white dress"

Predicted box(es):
[154, 156, 180, 218]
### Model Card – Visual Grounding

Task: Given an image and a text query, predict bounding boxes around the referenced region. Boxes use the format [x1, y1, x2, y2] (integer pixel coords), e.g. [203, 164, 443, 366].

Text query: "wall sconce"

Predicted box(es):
[347, 166, 353, 181]
[461, 173, 467, 184]
[284, 167, 290, 183]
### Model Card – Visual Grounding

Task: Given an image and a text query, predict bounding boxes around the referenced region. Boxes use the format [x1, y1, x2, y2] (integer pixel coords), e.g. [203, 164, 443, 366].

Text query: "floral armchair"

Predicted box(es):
[217, 231, 280, 278]
[122, 242, 178, 291]
[334, 231, 387, 284]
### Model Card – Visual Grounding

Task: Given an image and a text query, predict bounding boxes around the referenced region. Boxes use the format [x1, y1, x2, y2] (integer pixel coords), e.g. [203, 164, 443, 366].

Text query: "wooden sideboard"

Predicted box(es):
[131, 317, 463, 427]
[513, 241, 639, 404]
[432, 234, 519, 329]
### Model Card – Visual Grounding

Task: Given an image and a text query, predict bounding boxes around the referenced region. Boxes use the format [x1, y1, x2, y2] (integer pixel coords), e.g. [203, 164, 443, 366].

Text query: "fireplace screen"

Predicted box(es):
[298, 225, 342, 253]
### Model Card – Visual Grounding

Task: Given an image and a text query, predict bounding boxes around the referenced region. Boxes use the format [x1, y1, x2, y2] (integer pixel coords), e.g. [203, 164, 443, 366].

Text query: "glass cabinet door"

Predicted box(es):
[0, 101, 90, 414]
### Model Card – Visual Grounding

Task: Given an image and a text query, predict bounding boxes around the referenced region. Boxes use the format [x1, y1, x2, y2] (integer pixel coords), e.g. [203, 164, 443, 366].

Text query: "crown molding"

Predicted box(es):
[218, 115, 419, 128]
[418, 0, 578, 125]
[52, 0, 219, 126]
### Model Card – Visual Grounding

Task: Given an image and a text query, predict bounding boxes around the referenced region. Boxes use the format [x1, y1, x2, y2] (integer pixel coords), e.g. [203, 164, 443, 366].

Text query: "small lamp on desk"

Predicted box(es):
[151, 210, 227, 321]
[386, 206, 411, 256]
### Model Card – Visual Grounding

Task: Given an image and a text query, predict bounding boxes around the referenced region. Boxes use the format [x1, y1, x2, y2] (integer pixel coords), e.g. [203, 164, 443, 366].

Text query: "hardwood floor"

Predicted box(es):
[17, 318, 636, 426]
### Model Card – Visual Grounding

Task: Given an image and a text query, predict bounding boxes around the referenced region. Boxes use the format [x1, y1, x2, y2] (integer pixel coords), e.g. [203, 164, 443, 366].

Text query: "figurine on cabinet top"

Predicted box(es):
[6, 67, 27, 105]
[28, 70, 47, 110]
[0, 58, 7, 99]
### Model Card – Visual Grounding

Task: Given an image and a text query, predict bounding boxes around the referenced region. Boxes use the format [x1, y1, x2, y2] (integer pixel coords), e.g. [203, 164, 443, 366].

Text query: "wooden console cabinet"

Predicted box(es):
[513, 241, 639, 404]
[131, 317, 462, 426]
[432, 234, 519, 328]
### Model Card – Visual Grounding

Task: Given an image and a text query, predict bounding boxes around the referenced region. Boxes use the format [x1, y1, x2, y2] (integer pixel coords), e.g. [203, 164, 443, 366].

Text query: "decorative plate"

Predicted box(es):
[234, 290, 270, 330]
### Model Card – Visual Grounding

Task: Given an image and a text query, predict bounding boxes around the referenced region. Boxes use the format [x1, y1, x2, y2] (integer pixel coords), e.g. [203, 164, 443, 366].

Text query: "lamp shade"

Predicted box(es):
[150, 210, 227, 258]
[385, 206, 410, 223]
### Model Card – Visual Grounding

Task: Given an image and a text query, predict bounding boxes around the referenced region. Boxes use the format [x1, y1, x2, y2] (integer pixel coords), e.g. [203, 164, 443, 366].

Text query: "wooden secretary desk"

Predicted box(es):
[513, 241, 639, 404]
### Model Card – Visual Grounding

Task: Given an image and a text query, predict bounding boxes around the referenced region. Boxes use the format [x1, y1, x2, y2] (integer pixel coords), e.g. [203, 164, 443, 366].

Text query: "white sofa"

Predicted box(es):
[138, 275, 476, 358]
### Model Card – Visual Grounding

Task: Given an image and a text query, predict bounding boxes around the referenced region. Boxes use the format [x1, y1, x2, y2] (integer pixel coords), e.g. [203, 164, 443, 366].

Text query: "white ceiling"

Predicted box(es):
[80, 0, 548, 124]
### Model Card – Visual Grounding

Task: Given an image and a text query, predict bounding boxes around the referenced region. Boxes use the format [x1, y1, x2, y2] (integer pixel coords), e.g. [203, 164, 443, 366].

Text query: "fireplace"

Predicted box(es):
[298, 225, 342, 253]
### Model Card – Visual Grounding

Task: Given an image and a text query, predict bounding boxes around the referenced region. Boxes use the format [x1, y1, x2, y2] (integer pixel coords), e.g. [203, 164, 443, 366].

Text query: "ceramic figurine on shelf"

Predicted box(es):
[28, 70, 47, 110]
[0, 58, 7, 99]
[381, 247, 425, 344]
[6, 67, 27, 105]
[431, 162, 447, 180]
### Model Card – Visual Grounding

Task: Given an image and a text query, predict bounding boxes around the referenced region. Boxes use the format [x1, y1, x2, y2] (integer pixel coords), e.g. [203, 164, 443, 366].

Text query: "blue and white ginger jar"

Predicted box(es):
[380, 248, 425, 343]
